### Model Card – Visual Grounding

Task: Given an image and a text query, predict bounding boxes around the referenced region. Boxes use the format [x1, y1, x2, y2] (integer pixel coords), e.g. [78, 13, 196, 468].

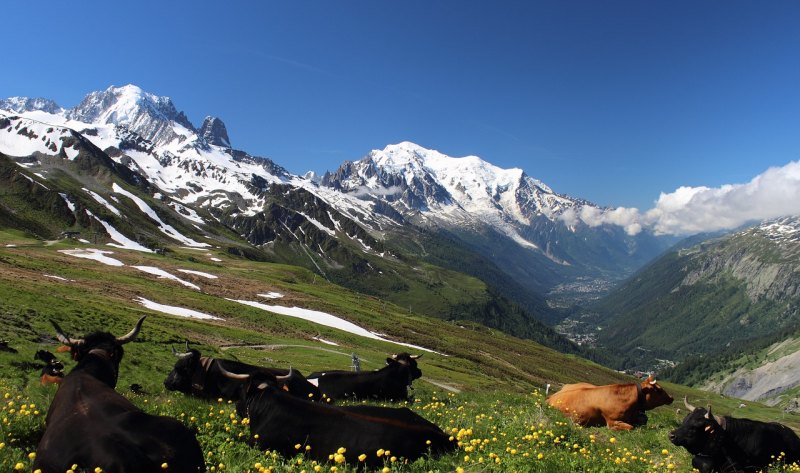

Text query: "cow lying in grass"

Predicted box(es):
[226, 367, 455, 469]
[34, 317, 205, 473]
[546, 376, 674, 430]
[670, 397, 800, 473]
[164, 344, 320, 401]
[307, 352, 423, 402]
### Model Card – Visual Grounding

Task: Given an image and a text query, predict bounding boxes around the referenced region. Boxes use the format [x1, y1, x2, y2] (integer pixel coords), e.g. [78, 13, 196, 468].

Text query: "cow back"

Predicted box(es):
[722, 416, 800, 468]
[309, 364, 411, 401]
[547, 383, 649, 429]
[244, 384, 453, 468]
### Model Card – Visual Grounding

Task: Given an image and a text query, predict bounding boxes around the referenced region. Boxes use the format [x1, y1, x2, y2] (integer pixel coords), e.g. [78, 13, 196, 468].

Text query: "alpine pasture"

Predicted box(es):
[1, 231, 798, 472]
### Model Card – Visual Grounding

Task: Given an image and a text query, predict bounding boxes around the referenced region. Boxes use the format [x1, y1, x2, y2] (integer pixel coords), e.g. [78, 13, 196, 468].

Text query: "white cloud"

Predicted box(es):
[643, 161, 800, 235]
[559, 161, 800, 236]
[559, 205, 642, 236]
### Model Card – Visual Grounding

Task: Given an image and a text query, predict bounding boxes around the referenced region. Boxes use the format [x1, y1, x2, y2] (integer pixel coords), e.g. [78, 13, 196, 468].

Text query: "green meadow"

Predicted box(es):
[1, 232, 798, 472]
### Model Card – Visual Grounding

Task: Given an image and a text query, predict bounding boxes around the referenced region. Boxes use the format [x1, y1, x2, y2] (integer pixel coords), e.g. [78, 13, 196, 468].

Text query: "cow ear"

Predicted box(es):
[386, 357, 395, 364]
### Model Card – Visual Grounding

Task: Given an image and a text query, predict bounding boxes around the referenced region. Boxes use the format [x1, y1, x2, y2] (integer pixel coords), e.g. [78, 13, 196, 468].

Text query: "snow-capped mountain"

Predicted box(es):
[323, 141, 590, 251]
[68, 84, 195, 147]
[0, 85, 298, 217]
[322, 141, 672, 298]
[0, 84, 401, 289]
[0, 96, 63, 115]
[751, 216, 800, 245]
[0, 84, 672, 307]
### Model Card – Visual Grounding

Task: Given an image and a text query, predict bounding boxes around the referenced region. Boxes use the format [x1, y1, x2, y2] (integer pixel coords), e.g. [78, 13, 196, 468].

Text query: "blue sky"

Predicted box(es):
[3, 1, 800, 213]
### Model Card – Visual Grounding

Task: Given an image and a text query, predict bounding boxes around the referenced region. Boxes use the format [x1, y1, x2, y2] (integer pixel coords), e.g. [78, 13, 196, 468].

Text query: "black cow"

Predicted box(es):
[34, 349, 65, 385]
[232, 369, 455, 469]
[307, 352, 423, 402]
[33, 317, 205, 473]
[164, 346, 320, 401]
[669, 397, 800, 473]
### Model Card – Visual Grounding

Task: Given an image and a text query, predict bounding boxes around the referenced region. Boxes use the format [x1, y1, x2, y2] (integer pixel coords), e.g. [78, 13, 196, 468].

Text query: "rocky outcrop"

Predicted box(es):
[702, 339, 800, 407]
[679, 220, 800, 303]
[199, 116, 230, 148]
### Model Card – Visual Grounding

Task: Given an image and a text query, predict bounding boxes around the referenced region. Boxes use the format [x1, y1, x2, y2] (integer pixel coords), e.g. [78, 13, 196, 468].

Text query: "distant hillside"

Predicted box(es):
[589, 217, 800, 405]
[662, 330, 800, 411]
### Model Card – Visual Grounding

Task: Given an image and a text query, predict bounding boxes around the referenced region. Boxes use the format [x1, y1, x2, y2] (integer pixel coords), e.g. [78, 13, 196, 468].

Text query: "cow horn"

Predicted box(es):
[649, 378, 657, 385]
[683, 396, 697, 411]
[410, 354, 423, 359]
[276, 367, 293, 383]
[52, 320, 83, 347]
[217, 364, 250, 381]
[704, 405, 712, 420]
[116, 316, 146, 344]
[185, 340, 190, 351]
[390, 354, 398, 360]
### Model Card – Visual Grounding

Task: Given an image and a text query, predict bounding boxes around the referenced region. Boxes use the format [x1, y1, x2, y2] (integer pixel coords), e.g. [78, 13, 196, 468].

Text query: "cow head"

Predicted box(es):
[163, 344, 203, 394]
[34, 350, 58, 364]
[669, 397, 725, 456]
[387, 353, 423, 383]
[52, 316, 145, 388]
[640, 376, 674, 409]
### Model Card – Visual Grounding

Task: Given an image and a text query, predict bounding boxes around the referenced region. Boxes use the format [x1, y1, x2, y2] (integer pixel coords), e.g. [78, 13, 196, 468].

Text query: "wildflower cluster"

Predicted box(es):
[2, 382, 800, 472]
[0, 390, 45, 472]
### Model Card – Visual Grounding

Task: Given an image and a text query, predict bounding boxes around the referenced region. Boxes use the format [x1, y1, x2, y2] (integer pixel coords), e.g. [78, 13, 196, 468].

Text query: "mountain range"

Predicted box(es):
[4, 84, 800, 407]
[0, 84, 673, 315]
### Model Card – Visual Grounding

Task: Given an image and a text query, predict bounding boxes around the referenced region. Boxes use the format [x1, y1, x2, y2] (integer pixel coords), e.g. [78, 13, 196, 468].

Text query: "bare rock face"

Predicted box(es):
[702, 339, 800, 407]
[199, 116, 230, 148]
[679, 217, 800, 304]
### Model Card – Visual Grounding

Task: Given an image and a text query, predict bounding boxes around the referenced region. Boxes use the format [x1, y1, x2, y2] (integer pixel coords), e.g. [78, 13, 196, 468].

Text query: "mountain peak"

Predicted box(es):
[68, 84, 195, 144]
[199, 116, 231, 148]
[70, 84, 178, 124]
[0, 96, 63, 114]
[370, 142, 525, 185]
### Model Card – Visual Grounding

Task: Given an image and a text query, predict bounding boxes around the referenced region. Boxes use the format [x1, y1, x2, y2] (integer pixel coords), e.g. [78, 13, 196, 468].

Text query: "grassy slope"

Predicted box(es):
[593, 245, 797, 372]
[0, 231, 798, 472]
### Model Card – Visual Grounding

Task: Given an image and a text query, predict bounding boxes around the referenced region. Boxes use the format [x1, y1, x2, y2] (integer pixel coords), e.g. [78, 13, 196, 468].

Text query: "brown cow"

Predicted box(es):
[546, 376, 673, 430]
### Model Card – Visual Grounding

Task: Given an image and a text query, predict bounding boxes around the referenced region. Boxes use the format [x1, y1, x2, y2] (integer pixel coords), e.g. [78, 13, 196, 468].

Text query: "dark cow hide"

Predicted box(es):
[33, 318, 205, 473]
[307, 352, 423, 402]
[670, 398, 800, 473]
[164, 346, 320, 401]
[236, 370, 455, 468]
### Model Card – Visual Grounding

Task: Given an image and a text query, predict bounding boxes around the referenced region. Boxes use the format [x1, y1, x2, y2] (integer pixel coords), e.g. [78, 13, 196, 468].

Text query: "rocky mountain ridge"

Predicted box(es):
[1, 84, 675, 303]
[1, 85, 577, 347]
[323, 141, 672, 298]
